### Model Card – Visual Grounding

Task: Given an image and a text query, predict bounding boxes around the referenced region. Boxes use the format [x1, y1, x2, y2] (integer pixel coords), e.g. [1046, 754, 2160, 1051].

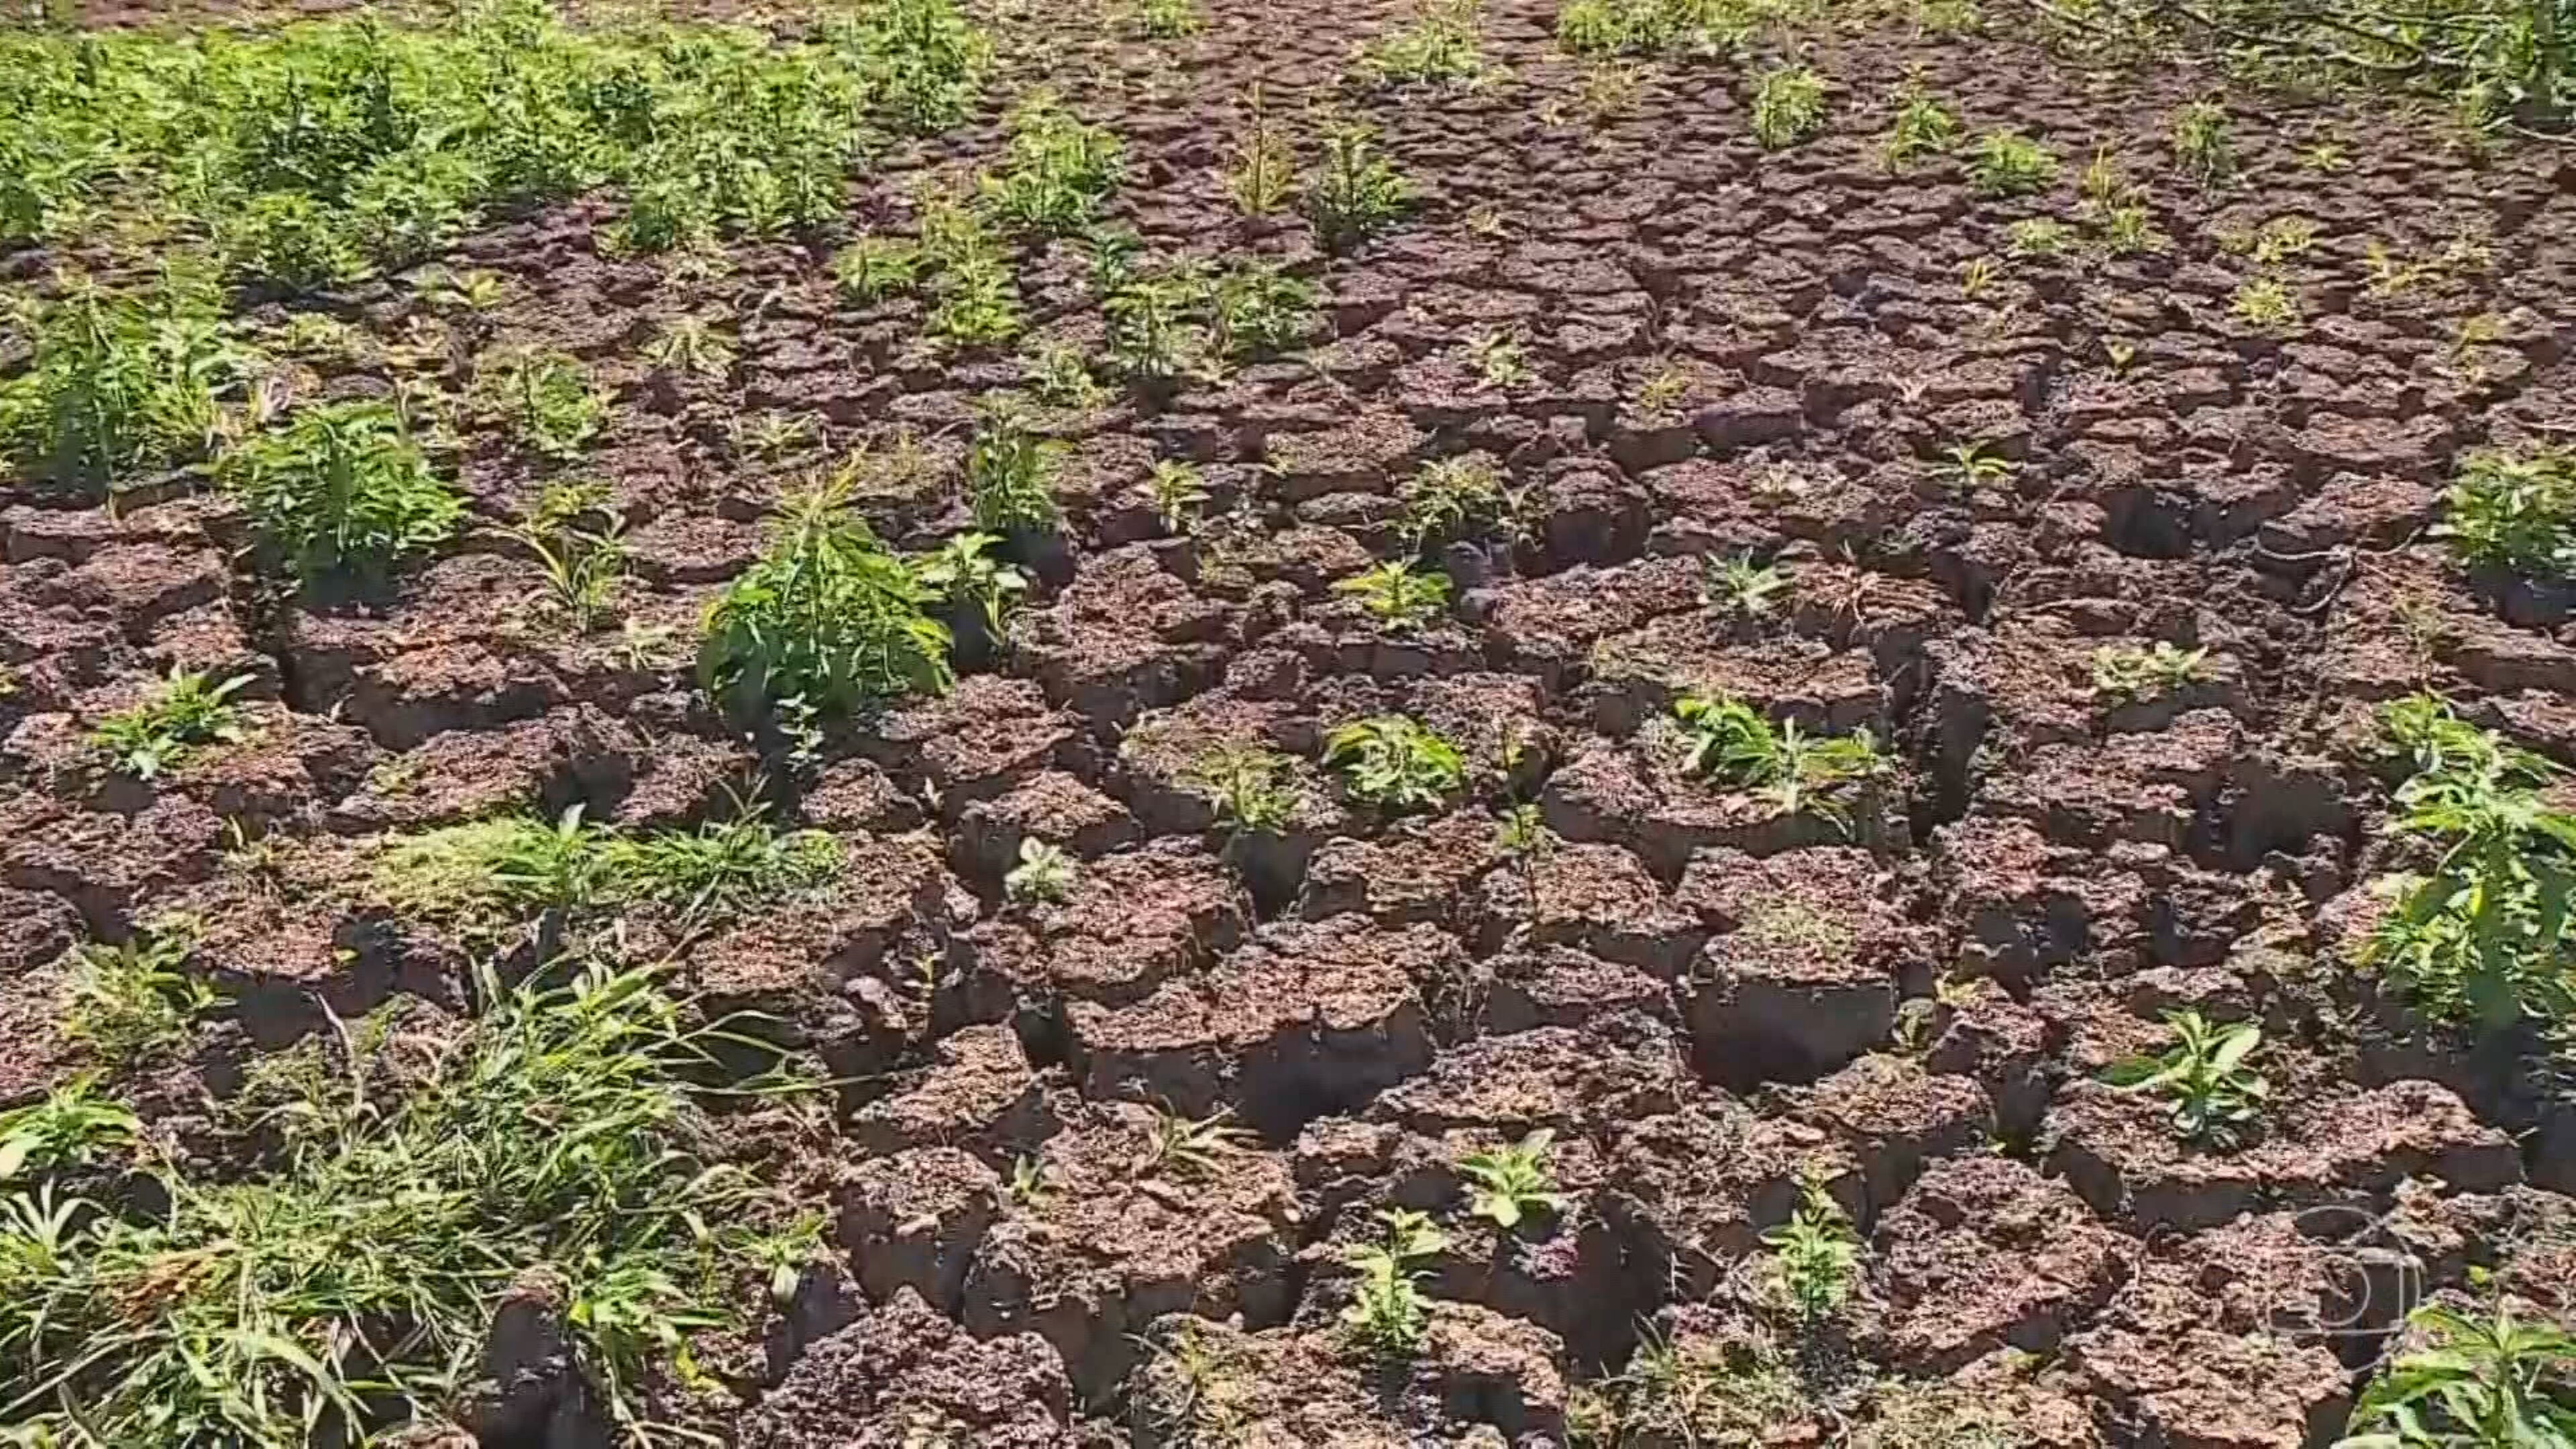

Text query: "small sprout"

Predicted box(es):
[1703, 554, 1792, 619]
[2005, 216, 2071, 258]
[1356, 0, 1486, 87]
[91, 669, 252, 780]
[1671, 693, 1888, 822]
[63, 919, 218, 1058]
[1458, 1130, 1569, 1231]
[1334, 559, 1453, 631]
[2170, 99, 2233, 186]
[2094, 203, 2161, 256]
[1750, 64, 1827, 149]
[1148, 458, 1211, 535]
[1340, 1207, 1448, 1357]
[1495, 802, 1556, 860]
[2102, 337, 2140, 376]
[2088, 641, 2212, 703]
[1929, 441, 2016, 491]
[1004, 837, 1077, 904]
[1008, 1153, 1053, 1208]
[1881, 84, 1957, 170]
[2077, 144, 2130, 205]
[1324, 715, 1466, 812]
[480, 349, 608, 461]
[2104, 1010, 2266, 1149]
[1967, 129, 2057, 197]
[1635, 361, 1692, 415]
[967, 405, 1065, 534]
[642, 315, 733, 379]
[1144, 1106, 1250, 1179]
[1957, 254, 1999, 299]
[2298, 138, 2349, 173]
[2251, 215, 2318, 265]
[1118, 0, 1203, 38]
[1025, 343, 1109, 410]
[1465, 329, 1532, 388]
[514, 479, 627, 634]
[2230, 274, 2299, 331]
[1306, 121, 1413, 250]
[1760, 1169, 1858, 1322]
[1399, 454, 1508, 546]
[912, 531, 1028, 640]
[1183, 745, 1303, 834]
[0, 1076, 140, 1181]
[833, 235, 922, 303]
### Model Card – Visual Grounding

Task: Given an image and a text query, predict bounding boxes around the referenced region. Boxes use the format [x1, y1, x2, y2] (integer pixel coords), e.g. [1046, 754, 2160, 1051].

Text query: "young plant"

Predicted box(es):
[2436, 447, 2576, 578]
[832, 235, 923, 303]
[604, 812, 843, 920]
[1324, 715, 1467, 812]
[0, 269, 242, 490]
[1458, 1129, 1569, 1231]
[1760, 1171, 1858, 1322]
[912, 530, 1029, 640]
[514, 479, 627, 633]
[1004, 837, 1077, 904]
[1929, 440, 2017, 492]
[2231, 275, 2300, 331]
[1671, 693, 1889, 820]
[984, 94, 1125, 235]
[2089, 641, 2212, 703]
[1025, 343, 1109, 410]
[1882, 85, 1958, 169]
[1224, 87, 1299, 217]
[1335, 559, 1453, 631]
[1144, 1106, 1250, 1179]
[2342, 1304, 2576, 1448]
[966, 406, 1065, 534]
[2006, 216, 2072, 258]
[1183, 745, 1302, 834]
[90, 669, 252, 780]
[0, 1076, 140, 1181]
[1306, 121, 1412, 251]
[1146, 459, 1212, 535]
[2171, 99, 2234, 186]
[2104, 1009, 2267, 1149]
[219, 400, 465, 582]
[1105, 269, 1210, 384]
[1968, 130, 2058, 197]
[1118, 0, 1205, 38]
[1341, 1208, 1448, 1357]
[1358, 0, 1486, 86]
[698, 467, 954, 722]
[61, 920, 218, 1059]
[482, 349, 608, 461]
[1399, 453, 1507, 547]
[372, 806, 613, 936]
[643, 316, 733, 380]
[1750, 64, 1827, 149]
[1703, 554, 1792, 620]
[1466, 329, 1532, 388]
[1210, 262, 1313, 360]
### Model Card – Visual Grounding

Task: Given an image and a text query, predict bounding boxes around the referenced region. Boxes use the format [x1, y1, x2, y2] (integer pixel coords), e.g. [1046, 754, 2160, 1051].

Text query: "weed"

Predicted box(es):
[2171, 99, 2233, 186]
[1183, 745, 1303, 834]
[0, 961, 809, 1444]
[1306, 121, 1413, 250]
[0, 268, 244, 491]
[1761, 1169, 1858, 1321]
[912, 530, 1029, 640]
[1008, 1153, 1052, 1209]
[1325, 715, 1468, 812]
[62, 919, 217, 1059]
[2436, 447, 2576, 578]
[1882, 85, 1959, 169]
[1399, 453, 1508, 547]
[1026, 343, 1110, 411]
[1555, 0, 1747, 56]
[1751, 64, 1827, 148]
[2231, 274, 2300, 331]
[1146, 459, 1212, 535]
[966, 405, 1065, 534]
[90, 668, 252, 781]
[2363, 694, 2576, 1031]
[514, 479, 627, 633]
[699, 465, 954, 722]
[1144, 1106, 1250, 1179]
[2252, 215, 2320, 265]
[1635, 361, 1693, 415]
[1005, 837, 1077, 904]
[1106, 268, 1210, 384]
[1968, 130, 2057, 197]
[1139, 1317, 1252, 1440]
[1458, 1129, 1568, 1231]
[643, 316, 734, 380]
[833, 235, 924, 304]
[2342, 1303, 2576, 1446]
[372, 807, 612, 933]
[1210, 261, 1316, 359]
[985, 94, 1125, 235]
[1358, 0, 1487, 87]
[1341, 1208, 1448, 1357]
[604, 812, 842, 918]
[2300, 140, 2351, 172]
[2106, 1009, 2267, 1149]
[1336, 559, 1454, 631]
[1930, 440, 2017, 491]
[731, 409, 819, 463]
[2094, 203, 2161, 256]
[1958, 255, 2000, 299]
[1466, 329, 1534, 388]
[480, 349, 607, 462]
[0, 1075, 138, 1181]
[1224, 87, 1299, 217]
[1703, 553, 1792, 619]
[221, 398, 464, 583]
[1576, 1327, 1811, 1444]
[2006, 216, 2072, 258]
[843, 0, 993, 133]
[2090, 641, 2212, 703]
[1118, 0, 1205, 37]
[1670, 692, 1889, 820]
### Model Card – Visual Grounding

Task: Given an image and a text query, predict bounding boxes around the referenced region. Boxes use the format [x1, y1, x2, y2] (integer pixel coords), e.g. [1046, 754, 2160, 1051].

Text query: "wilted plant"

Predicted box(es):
[2171, 99, 2234, 186]
[1458, 1130, 1569, 1231]
[218, 400, 465, 583]
[1750, 64, 1827, 148]
[2435, 447, 2576, 578]
[1325, 715, 1467, 812]
[1704, 554, 1791, 619]
[1342, 1208, 1448, 1356]
[699, 465, 954, 722]
[1760, 1170, 1858, 1322]
[90, 669, 253, 781]
[1671, 693, 1888, 820]
[1336, 559, 1453, 631]
[1968, 130, 2057, 197]
[1004, 837, 1077, 903]
[1306, 121, 1412, 250]
[2105, 1009, 2267, 1149]
[2089, 641, 2211, 703]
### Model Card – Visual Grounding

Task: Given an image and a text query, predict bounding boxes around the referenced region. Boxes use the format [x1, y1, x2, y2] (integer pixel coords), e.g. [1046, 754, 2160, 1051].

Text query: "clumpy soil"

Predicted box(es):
[7, 0, 2576, 1444]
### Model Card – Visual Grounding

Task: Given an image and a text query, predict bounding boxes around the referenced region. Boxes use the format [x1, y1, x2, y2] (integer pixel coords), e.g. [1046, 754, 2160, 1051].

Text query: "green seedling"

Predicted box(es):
[1335, 559, 1453, 631]
[1224, 87, 1299, 217]
[1750, 64, 1827, 148]
[2089, 641, 2212, 703]
[1004, 837, 1077, 904]
[90, 668, 252, 780]
[1148, 459, 1212, 535]
[1458, 1130, 1569, 1231]
[643, 316, 733, 380]
[1930, 440, 2017, 491]
[1761, 1169, 1858, 1322]
[62, 919, 217, 1059]
[514, 479, 627, 633]
[219, 399, 464, 582]
[1671, 693, 1888, 821]
[2006, 217, 2071, 258]
[482, 349, 607, 461]
[0, 1075, 139, 1181]
[1324, 716, 1467, 812]
[1703, 554, 1791, 619]
[1399, 454, 1507, 547]
[2171, 99, 2234, 186]
[1144, 1106, 1250, 1179]
[966, 407, 1065, 534]
[2105, 1009, 2267, 1149]
[2231, 275, 2299, 331]
[913, 530, 1028, 640]
[1182, 745, 1302, 834]
[1341, 1208, 1448, 1357]
[1882, 85, 1958, 169]
[1306, 121, 1412, 250]
[1968, 130, 2057, 197]
[984, 94, 1125, 235]
[1358, 0, 1486, 87]
[2341, 1304, 2576, 1448]
[833, 235, 924, 303]
[2436, 447, 2576, 578]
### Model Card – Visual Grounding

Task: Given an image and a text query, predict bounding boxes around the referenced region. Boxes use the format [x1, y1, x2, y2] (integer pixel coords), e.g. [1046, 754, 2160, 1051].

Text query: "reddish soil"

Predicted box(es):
[8, 0, 2576, 1444]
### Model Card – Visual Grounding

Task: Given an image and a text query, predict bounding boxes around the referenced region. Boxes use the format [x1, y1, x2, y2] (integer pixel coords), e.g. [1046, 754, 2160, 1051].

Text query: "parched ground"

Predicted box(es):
[5, 0, 2576, 1445]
